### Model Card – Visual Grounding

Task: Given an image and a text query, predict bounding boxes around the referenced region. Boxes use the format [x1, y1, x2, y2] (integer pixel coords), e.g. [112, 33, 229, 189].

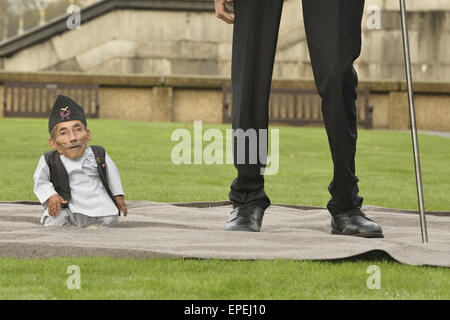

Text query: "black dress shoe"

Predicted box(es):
[331, 207, 384, 238]
[225, 204, 265, 232]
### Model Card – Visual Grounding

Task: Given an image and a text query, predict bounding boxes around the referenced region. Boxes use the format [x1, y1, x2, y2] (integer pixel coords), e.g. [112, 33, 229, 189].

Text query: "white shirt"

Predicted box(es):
[33, 147, 124, 222]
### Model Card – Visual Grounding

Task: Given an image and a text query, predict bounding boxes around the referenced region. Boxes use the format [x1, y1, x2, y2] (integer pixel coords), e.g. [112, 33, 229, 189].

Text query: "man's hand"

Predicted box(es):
[114, 195, 128, 217]
[215, 0, 234, 24]
[48, 194, 68, 217]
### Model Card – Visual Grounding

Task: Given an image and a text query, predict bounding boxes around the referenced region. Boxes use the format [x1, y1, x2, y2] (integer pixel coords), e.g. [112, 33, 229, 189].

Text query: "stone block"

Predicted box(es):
[217, 43, 232, 61]
[296, 62, 314, 79]
[51, 10, 121, 62]
[173, 89, 222, 123]
[365, 0, 385, 8]
[443, 11, 450, 31]
[196, 13, 234, 42]
[436, 31, 450, 65]
[217, 60, 231, 77]
[118, 10, 232, 43]
[151, 86, 173, 122]
[140, 58, 172, 75]
[164, 75, 227, 89]
[44, 58, 82, 72]
[136, 41, 177, 58]
[369, 92, 389, 129]
[376, 11, 400, 31]
[412, 64, 450, 83]
[277, 27, 306, 51]
[118, 10, 184, 41]
[414, 93, 450, 131]
[137, 40, 216, 60]
[4, 41, 60, 71]
[280, 0, 303, 31]
[87, 58, 130, 74]
[178, 41, 217, 60]
[76, 40, 137, 71]
[99, 87, 153, 121]
[362, 30, 417, 65]
[384, 0, 450, 11]
[388, 91, 410, 130]
[90, 57, 172, 75]
[273, 62, 302, 79]
[276, 40, 309, 62]
[171, 58, 218, 75]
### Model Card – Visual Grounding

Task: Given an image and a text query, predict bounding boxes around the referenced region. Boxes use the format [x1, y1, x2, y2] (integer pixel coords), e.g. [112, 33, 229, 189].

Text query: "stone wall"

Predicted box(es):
[0, 0, 449, 82]
[0, 71, 449, 132]
[274, 0, 450, 82]
[1, 8, 232, 76]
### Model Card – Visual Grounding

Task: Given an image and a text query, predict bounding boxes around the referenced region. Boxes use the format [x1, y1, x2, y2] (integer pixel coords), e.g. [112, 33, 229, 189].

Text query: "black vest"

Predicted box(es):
[44, 145, 120, 215]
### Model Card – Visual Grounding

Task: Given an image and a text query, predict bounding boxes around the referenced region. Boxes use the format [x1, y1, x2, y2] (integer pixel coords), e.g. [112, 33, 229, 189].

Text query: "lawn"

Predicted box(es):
[0, 257, 448, 300]
[0, 118, 448, 300]
[1, 118, 449, 210]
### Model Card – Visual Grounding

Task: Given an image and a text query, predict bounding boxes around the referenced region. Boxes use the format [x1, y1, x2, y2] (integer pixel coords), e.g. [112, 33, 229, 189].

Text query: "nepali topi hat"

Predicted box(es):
[48, 94, 87, 134]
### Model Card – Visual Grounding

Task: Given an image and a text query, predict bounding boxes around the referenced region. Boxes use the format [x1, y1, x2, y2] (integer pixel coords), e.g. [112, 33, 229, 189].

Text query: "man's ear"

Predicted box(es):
[49, 137, 57, 150]
[87, 129, 92, 142]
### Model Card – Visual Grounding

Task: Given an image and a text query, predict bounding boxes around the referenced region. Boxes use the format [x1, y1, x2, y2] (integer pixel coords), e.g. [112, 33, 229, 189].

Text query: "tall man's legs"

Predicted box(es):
[302, 0, 382, 237]
[225, 0, 284, 232]
[224, 0, 383, 237]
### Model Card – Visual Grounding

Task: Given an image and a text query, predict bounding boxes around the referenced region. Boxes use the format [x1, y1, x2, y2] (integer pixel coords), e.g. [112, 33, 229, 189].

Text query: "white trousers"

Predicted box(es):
[43, 208, 118, 228]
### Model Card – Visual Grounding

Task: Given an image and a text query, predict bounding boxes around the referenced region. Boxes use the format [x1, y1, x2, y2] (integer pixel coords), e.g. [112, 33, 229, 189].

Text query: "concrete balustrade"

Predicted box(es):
[0, 71, 448, 132]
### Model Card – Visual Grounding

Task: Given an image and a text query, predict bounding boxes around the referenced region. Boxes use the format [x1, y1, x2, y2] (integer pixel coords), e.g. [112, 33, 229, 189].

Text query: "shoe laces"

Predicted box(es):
[345, 207, 366, 216]
[238, 204, 258, 215]
[345, 207, 377, 223]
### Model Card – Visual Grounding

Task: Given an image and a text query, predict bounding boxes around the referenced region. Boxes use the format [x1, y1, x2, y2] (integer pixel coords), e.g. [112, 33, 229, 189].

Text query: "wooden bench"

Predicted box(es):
[3, 81, 99, 119]
[222, 85, 373, 129]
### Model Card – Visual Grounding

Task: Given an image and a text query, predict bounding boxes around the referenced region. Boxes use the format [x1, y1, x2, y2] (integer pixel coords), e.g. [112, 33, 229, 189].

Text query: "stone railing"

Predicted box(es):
[0, 71, 449, 132]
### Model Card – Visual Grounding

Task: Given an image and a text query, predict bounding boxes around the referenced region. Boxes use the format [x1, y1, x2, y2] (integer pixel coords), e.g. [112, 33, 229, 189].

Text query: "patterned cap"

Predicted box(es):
[48, 95, 87, 134]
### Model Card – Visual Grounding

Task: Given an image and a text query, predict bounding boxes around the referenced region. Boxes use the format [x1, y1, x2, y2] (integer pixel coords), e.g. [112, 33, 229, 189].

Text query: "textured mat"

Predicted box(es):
[0, 201, 449, 267]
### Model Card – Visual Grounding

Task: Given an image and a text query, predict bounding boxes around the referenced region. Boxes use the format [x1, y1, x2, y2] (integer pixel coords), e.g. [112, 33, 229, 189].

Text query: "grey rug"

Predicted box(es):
[0, 201, 449, 267]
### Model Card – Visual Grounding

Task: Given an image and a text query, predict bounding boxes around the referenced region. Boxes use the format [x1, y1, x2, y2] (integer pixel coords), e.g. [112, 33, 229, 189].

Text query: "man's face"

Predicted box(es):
[49, 120, 91, 160]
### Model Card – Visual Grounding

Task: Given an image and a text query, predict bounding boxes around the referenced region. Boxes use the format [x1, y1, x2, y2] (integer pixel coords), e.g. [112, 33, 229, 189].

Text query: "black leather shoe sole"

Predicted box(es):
[331, 228, 384, 238]
[225, 224, 260, 232]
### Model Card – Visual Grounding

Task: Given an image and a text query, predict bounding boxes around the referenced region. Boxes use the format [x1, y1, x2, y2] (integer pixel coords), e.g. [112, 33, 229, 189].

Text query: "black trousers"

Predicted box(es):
[229, 0, 365, 216]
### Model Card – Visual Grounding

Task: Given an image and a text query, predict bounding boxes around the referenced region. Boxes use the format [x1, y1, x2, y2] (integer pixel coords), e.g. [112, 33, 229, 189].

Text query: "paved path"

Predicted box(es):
[419, 131, 450, 138]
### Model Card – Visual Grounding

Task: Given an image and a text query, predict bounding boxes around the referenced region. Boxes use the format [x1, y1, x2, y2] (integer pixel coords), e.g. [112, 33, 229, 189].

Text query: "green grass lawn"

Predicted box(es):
[1, 118, 449, 210]
[0, 118, 448, 300]
[0, 257, 448, 300]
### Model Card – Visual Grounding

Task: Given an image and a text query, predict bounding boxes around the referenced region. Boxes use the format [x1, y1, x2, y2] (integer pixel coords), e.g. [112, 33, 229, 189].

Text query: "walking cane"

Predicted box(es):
[399, 0, 428, 243]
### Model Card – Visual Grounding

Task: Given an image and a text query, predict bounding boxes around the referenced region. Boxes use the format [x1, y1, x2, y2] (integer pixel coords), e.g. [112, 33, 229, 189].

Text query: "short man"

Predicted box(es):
[215, 0, 383, 237]
[33, 94, 127, 228]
